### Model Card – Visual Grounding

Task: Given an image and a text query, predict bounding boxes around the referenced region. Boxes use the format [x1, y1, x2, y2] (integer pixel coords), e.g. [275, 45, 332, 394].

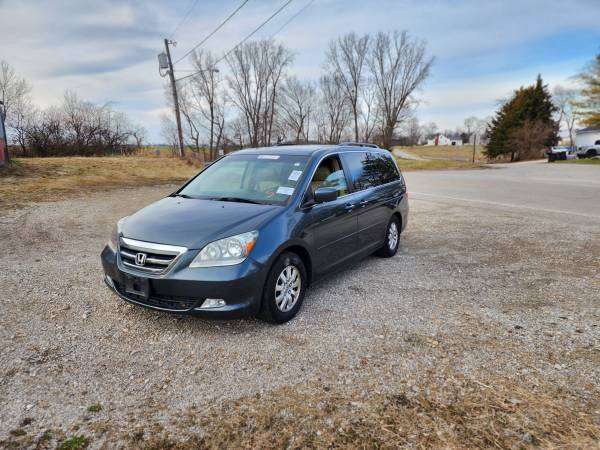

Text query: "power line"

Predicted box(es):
[173, 0, 251, 66]
[270, 0, 315, 39]
[171, 0, 202, 38]
[176, 0, 295, 82]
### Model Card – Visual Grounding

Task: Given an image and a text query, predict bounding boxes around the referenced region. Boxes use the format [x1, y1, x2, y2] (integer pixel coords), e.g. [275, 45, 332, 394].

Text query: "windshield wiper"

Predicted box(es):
[213, 196, 263, 205]
[170, 193, 193, 199]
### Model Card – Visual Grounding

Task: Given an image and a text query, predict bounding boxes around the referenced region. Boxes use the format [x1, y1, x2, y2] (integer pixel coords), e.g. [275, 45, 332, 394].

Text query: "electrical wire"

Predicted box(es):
[173, 0, 251, 66]
[171, 0, 202, 38]
[269, 0, 315, 39]
[176, 0, 295, 82]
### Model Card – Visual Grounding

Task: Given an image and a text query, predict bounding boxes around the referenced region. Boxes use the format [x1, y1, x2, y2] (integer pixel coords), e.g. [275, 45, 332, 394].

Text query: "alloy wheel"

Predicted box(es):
[275, 265, 302, 312]
[388, 221, 399, 250]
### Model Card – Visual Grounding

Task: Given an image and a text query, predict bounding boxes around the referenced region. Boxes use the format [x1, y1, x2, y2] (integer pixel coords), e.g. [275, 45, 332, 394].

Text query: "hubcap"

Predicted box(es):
[275, 265, 302, 312]
[388, 222, 399, 250]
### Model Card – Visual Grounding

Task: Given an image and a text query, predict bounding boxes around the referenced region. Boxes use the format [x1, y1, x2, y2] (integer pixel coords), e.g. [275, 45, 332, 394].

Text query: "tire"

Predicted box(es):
[258, 252, 307, 323]
[375, 216, 401, 258]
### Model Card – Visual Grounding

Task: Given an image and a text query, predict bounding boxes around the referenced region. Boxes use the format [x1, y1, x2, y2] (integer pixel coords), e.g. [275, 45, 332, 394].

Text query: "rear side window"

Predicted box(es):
[375, 152, 401, 184]
[342, 151, 400, 191]
[343, 152, 376, 191]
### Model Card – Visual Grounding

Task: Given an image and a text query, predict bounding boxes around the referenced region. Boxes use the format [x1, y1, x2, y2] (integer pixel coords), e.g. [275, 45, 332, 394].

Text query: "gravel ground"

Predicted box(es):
[1, 164, 599, 447]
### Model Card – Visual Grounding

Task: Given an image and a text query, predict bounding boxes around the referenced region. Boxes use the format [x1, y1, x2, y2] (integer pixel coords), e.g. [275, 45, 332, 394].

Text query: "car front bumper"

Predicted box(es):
[101, 244, 267, 319]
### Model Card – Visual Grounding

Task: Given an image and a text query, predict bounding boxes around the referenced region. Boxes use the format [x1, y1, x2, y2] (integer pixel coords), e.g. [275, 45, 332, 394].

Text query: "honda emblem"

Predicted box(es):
[135, 252, 147, 266]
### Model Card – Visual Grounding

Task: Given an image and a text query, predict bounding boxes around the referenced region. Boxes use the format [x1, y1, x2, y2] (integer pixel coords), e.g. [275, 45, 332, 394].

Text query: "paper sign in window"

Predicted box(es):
[288, 170, 302, 181]
[276, 186, 295, 195]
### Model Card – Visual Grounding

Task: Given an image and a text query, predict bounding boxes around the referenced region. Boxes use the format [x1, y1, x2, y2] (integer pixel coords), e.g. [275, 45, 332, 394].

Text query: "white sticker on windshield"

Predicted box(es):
[288, 170, 302, 181]
[294, 162, 301, 166]
[257, 154, 280, 160]
[276, 186, 294, 196]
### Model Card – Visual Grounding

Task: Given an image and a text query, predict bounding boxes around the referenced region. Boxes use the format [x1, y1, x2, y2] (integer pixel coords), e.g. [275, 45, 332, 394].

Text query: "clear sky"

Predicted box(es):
[1, 0, 599, 142]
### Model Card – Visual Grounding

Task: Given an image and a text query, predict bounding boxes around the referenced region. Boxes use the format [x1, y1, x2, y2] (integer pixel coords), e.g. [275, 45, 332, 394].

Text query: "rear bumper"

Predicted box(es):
[101, 245, 266, 319]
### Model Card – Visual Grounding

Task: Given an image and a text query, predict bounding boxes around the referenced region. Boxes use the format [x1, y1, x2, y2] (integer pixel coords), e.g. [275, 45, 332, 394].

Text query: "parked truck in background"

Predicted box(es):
[577, 140, 600, 159]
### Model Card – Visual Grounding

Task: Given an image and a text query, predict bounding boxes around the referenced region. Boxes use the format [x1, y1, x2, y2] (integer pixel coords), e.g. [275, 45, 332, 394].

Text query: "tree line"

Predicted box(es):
[163, 30, 434, 158]
[0, 61, 146, 157]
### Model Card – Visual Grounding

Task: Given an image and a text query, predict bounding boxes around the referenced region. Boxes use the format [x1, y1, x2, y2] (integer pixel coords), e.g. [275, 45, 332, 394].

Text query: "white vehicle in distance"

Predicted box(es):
[576, 140, 600, 159]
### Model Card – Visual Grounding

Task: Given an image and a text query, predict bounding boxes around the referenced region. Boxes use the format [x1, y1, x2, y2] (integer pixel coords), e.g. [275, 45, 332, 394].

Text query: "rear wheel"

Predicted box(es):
[258, 252, 307, 323]
[375, 216, 401, 258]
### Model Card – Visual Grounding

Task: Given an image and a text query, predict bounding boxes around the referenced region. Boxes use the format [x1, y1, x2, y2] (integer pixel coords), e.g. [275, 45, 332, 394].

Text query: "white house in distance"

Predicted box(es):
[426, 134, 463, 146]
[574, 127, 600, 149]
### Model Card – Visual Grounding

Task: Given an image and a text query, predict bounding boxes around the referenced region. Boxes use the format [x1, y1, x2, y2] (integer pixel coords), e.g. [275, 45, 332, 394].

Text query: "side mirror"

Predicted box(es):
[314, 186, 338, 204]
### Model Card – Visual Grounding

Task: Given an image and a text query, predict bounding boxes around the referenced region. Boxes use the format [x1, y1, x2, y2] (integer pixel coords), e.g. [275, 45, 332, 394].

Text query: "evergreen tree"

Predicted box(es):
[486, 75, 558, 160]
[574, 53, 600, 127]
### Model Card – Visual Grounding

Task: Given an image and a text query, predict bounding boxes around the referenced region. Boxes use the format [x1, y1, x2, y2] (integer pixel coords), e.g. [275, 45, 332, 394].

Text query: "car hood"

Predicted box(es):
[121, 197, 280, 249]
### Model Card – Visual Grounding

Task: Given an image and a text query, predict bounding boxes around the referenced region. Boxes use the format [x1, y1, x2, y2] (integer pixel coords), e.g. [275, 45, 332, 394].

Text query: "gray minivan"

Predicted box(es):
[101, 144, 409, 323]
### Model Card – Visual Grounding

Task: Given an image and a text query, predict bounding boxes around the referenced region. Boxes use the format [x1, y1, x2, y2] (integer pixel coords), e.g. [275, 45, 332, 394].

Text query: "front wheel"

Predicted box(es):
[258, 252, 307, 323]
[375, 216, 401, 258]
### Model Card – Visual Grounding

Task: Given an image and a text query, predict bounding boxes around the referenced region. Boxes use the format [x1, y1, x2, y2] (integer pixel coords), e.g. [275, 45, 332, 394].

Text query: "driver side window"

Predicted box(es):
[308, 155, 349, 198]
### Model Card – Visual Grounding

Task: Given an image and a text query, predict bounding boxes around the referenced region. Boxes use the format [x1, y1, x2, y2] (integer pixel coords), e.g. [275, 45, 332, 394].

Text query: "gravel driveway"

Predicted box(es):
[1, 163, 599, 447]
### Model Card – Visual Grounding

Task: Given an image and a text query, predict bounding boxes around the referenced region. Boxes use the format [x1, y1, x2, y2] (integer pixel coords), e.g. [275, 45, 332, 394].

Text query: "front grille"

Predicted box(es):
[114, 281, 200, 311]
[118, 237, 187, 275]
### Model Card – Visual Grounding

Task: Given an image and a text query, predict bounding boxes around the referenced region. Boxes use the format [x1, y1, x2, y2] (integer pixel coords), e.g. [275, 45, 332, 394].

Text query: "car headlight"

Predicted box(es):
[108, 217, 128, 251]
[190, 231, 259, 268]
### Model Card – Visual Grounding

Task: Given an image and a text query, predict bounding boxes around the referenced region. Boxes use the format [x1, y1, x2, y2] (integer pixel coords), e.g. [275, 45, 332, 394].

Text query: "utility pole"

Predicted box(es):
[163, 39, 185, 158]
[0, 100, 8, 166]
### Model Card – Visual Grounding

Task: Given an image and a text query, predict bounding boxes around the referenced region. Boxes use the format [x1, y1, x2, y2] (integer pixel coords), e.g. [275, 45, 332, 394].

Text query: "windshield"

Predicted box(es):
[178, 153, 310, 205]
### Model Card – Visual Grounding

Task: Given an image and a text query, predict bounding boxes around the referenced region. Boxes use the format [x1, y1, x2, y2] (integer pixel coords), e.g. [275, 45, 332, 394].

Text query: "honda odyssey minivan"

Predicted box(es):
[101, 143, 408, 323]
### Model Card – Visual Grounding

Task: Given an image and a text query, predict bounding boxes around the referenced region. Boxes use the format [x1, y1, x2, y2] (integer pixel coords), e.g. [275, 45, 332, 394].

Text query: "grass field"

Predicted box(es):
[557, 158, 600, 165]
[394, 145, 487, 162]
[0, 157, 199, 209]
[395, 158, 484, 171]
[0, 151, 488, 210]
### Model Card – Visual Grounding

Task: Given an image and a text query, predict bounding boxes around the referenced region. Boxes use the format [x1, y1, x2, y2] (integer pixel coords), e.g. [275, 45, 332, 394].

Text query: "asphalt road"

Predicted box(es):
[405, 160, 600, 219]
[1, 161, 598, 447]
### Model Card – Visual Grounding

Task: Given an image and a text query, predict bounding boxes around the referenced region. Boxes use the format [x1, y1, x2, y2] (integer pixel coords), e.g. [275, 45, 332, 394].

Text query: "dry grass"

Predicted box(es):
[557, 158, 600, 165]
[395, 157, 484, 171]
[394, 145, 487, 162]
[123, 371, 599, 449]
[0, 157, 199, 209]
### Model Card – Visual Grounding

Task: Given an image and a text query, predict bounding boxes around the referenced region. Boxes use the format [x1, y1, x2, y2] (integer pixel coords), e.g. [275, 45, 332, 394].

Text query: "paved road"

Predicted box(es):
[405, 161, 600, 220]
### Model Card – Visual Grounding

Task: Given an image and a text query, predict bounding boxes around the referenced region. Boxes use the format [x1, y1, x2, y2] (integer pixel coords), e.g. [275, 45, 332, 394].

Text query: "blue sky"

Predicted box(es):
[1, 0, 598, 142]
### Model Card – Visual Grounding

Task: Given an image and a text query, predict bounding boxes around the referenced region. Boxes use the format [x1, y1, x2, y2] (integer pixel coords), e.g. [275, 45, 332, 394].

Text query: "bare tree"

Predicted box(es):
[325, 32, 370, 142]
[9, 97, 35, 155]
[1, 61, 32, 160]
[359, 80, 379, 142]
[226, 39, 293, 147]
[0, 61, 31, 122]
[369, 31, 433, 149]
[403, 116, 421, 145]
[279, 76, 316, 142]
[131, 125, 147, 149]
[462, 116, 487, 162]
[160, 113, 180, 156]
[553, 85, 578, 147]
[189, 50, 226, 160]
[421, 121, 438, 141]
[508, 119, 552, 161]
[317, 74, 352, 143]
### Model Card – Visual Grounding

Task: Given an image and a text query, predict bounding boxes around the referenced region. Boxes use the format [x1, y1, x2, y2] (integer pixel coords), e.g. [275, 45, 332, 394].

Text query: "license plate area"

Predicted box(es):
[125, 275, 150, 299]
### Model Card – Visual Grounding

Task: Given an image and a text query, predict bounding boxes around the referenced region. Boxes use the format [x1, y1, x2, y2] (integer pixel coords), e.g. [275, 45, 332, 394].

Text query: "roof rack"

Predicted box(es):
[338, 142, 380, 149]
